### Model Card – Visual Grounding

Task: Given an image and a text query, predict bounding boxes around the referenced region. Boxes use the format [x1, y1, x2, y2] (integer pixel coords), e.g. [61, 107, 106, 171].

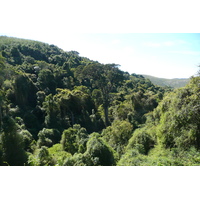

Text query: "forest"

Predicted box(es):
[142, 74, 189, 88]
[0, 36, 200, 166]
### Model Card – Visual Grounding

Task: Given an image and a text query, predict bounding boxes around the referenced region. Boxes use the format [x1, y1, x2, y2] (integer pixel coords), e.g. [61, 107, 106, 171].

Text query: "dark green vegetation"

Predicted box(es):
[0, 36, 200, 166]
[142, 74, 189, 88]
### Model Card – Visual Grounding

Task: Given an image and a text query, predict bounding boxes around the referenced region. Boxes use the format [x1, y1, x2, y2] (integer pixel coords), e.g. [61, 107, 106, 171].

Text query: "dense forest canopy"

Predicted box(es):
[0, 36, 199, 166]
[142, 74, 189, 88]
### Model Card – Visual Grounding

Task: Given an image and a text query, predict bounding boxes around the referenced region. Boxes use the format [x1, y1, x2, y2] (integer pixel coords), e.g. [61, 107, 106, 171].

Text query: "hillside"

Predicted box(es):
[142, 74, 189, 88]
[0, 36, 200, 166]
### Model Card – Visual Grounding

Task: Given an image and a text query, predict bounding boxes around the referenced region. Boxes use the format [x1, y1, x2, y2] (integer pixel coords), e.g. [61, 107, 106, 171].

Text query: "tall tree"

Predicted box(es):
[0, 54, 6, 129]
[37, 69, 57, 93]
[81, 63, 124, 126]
[13, 73, 38, 107]
[1, 116, 28, 165]
[84, 132, 116, 166]
[42, 94, 61, 129]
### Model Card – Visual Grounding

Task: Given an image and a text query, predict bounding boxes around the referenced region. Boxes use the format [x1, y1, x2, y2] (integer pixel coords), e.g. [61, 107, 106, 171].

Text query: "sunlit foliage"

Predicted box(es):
[1, 36, 199, 166]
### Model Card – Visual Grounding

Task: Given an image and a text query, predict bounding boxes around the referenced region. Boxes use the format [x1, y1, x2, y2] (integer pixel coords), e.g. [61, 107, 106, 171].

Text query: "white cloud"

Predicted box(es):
[176, 40, 190, 45]
[111, 39, 121, 45]
[143, 42, 161, 47]
[143, 41, 175, 47]
[170, 50, 200, 55]
[118, 54, 198, 79]
[163, 41, 174, 46]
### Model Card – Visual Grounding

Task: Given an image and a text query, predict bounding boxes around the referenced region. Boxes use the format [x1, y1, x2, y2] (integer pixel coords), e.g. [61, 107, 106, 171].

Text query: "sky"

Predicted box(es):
[1, 0, 200, 195]
[1, 0, 200, 79]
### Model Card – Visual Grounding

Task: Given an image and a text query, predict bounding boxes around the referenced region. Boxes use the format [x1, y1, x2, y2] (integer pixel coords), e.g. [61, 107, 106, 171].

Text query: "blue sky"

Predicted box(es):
[51, 33, 200, 78]
[1, 0, 200, 78]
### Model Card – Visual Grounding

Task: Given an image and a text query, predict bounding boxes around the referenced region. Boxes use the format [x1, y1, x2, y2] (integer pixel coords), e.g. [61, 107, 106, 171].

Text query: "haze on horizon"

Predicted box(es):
[1, 1, 200, 79]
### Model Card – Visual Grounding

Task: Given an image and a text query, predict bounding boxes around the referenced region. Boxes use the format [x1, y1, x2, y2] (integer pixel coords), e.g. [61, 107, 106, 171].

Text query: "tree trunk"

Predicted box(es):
[71, 111, 75, 126]
[103, 104, 110, 127]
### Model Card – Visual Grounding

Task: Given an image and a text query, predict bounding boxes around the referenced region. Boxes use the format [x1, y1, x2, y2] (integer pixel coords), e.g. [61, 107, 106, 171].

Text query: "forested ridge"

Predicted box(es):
[0, 36, 199, 166]
[142, 74, 189, 88]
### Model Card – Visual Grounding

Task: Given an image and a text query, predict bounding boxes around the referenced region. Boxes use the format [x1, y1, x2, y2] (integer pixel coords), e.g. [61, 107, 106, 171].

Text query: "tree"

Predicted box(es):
[0, 54, 6, 129]
[150, 77, 200, 150]
[1, 116, 28, 165]
[42, 94, 61, 129]
[10, 46, 22, 65]
[102, 120, 133, 156]
[55, 88, 94, 128]
[28, 146, 54, 166]
[37, 128, 61, 148]
[73, 124, 89, 153]
[37, 69, 57, 93]
[126, 127, 155, 155]
[81, 63, 124, 126]
[13, 73, 38, 107]
[48, 144, 71, 166]
[63, 153, 87, 166]
[61, 127, 78, 154]
[0, 54, 5, 87]
[66, 51, 80, 69]
[19, 129, 35, 152]
[84, 133, 116, 166]
[61, 125, 89, 155]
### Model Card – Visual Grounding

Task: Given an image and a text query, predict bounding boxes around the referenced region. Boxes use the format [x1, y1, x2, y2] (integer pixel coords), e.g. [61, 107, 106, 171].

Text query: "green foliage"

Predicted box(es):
[84, 133, 117, 166]
[111, 74, 164, 127]
[73, 124, 89, 153]
[48, 144, 71, 166]
[54, 88, 95, 130]
[0, 145, 3, 165]
[118, 76, 200, 165]
[42, 94, 61, 129]
[126, 126, 155, 155]
[102, 120, 133, 156]
[0, 56, 5, 129]
[37, 69, 57, 93]
[1, 36, 200, 166]
[78, 63, 124, 126]
[0, 116, 28, 165]
[19, 129, 35, 152]
[28, 146, 54, 166]
[117, 149, 149, 166]
[118, 145, 200, 166]
[13, 73, 38, 107]
[63, 153, 87, 166]
[61, 127, 78, 154]
[142, 74, 189, 88]
[37, 128, 61, 148]
[153, 77, 200, 149]
[0, 54, 6, 88]
[60, 124, 88, 155]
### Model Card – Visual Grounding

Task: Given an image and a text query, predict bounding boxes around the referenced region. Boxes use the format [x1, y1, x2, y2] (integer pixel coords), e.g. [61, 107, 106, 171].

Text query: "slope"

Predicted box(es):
[0, 36, 172, 166]
[142, 74, 189, 88]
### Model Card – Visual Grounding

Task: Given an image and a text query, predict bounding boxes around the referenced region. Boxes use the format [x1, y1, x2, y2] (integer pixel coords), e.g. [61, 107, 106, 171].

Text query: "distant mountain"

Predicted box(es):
[142, 74, 190, 88]
[2, 36, 200, 166]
